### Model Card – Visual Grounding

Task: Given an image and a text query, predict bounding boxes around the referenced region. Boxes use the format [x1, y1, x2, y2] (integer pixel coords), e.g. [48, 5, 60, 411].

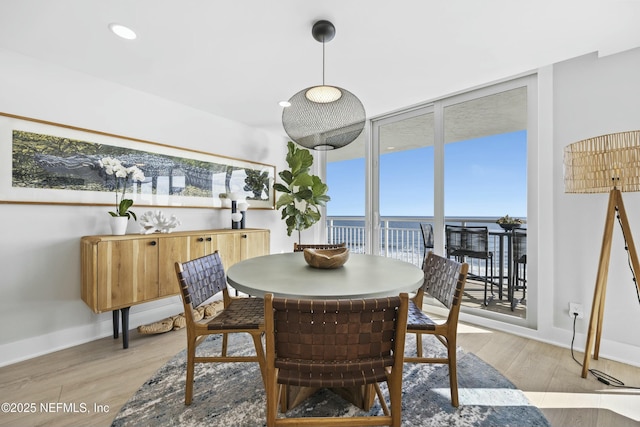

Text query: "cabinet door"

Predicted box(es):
[96, 238, 159, 311]
[214, 233, 240, 269]
[240, 230, 270, 260]
[158, 236, 191, 297]
[189, 234, 216, 258]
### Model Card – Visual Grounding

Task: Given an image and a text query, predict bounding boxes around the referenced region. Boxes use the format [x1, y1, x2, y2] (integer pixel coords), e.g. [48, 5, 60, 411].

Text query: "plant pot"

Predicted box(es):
[498, 223, 521, 231]
[110, 216, 129, 235]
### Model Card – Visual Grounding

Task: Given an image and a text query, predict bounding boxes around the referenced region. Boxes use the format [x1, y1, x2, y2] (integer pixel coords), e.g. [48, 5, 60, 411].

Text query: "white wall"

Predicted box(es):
[0, 48, 306, 366]
[553, 48, 640, 359]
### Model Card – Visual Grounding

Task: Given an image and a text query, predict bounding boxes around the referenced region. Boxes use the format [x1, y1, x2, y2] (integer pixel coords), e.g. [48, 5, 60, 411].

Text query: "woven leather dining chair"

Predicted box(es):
[405, 251, 468, 407]
[174, 251, 266, 405]
[445, 225, 496, 305]
[264, 293, 409, 427]
[293, 242, 346, 252]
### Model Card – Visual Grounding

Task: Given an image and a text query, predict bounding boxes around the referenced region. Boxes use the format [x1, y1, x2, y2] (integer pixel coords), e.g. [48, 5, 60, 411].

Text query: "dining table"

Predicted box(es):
[225, 251, 423, 411]
[226, 251, 424, 299]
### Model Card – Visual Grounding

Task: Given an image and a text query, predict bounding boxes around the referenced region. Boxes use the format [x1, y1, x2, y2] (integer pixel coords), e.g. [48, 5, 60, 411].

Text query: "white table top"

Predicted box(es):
[226, 252, 424, 299]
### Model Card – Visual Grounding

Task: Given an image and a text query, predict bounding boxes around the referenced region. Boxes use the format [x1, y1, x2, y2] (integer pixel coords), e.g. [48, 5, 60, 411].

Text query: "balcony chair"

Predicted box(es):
[174, 251, 266, 405]
[510, 228, 527, 311]
[293, 242, 346, 252]
[405, 251, 469, 407]
[264, 293, 409, 427]
[420, 223, 434, 269]
[445, 225, 497, 305]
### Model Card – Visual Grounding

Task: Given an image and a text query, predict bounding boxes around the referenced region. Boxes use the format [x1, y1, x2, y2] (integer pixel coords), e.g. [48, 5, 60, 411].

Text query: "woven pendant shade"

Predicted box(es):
[564, 130, 640, 193]
[282, 86, 365, 150]
[281, 19, 366, 151]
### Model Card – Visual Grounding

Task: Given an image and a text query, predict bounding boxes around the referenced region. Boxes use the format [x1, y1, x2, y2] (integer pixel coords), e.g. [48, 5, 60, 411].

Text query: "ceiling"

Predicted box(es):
[0, 1, 638, 144]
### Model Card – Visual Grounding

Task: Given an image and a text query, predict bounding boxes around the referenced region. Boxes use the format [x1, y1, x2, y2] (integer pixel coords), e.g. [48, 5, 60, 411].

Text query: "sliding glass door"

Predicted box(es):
[325, 74, 535, 326]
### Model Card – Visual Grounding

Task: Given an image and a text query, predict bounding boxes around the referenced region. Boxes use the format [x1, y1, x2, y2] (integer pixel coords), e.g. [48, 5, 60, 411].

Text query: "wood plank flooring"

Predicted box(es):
[1, 322, 638, 426]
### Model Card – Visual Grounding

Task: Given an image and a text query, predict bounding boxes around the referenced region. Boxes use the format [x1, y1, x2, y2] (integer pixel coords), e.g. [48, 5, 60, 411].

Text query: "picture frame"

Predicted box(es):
[0, 112, 276, 209]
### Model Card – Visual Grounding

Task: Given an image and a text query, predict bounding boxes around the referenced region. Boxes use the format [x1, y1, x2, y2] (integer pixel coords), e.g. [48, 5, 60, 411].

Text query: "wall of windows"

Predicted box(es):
[327, 75, 536, 326]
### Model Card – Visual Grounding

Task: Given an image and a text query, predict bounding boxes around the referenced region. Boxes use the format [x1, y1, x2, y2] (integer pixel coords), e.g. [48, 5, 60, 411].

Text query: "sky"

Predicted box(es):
[327, 130, 527, 218]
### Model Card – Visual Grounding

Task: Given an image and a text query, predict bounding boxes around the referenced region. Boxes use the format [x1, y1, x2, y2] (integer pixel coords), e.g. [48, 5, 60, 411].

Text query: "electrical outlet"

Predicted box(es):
[569, 302, 584, 319]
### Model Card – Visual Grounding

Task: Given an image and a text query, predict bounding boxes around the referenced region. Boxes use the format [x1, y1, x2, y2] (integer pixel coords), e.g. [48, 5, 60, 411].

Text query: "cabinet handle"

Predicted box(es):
[197, 237, 204, 242]
[150, 241, 157, 246]
[242, 234, 248, 238]
[206, 237, 212, 241]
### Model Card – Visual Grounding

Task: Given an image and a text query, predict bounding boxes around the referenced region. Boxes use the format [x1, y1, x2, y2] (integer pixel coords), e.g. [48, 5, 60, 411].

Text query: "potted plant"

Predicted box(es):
[274, 141, 331, 243]
[496, 214, 523, 231]
[100, 157, 146, 234]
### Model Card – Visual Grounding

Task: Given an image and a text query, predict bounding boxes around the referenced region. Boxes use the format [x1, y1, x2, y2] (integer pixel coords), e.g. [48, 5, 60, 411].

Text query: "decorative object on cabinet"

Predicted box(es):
[138, 210, 181, 234]
[273, 141, 330, 242]
[80, 228, 270, 348]
[238, 201, 249, 229]
[109, 216, 129, 235]
[1, 112, 276, 209]
[100, 156, 146, 221]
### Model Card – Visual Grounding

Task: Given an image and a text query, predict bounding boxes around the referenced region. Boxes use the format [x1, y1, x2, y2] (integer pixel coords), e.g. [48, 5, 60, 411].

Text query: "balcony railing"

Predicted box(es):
[327, 216, 524, 283]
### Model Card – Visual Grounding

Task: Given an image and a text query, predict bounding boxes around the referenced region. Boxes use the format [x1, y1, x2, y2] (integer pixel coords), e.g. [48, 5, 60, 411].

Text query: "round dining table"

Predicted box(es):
[226, 251, 424, 299]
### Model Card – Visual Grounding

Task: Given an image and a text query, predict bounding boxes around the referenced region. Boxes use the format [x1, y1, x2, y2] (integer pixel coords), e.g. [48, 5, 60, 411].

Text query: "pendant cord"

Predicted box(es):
[322, 38, 326, 86]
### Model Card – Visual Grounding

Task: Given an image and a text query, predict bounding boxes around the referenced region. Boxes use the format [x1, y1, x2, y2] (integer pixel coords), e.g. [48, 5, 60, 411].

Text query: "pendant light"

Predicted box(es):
[281, 20, 366, 151]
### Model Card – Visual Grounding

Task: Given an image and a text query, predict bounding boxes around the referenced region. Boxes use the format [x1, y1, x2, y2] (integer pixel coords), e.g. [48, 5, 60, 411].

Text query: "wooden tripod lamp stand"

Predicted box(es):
[564, 130, 640, 378]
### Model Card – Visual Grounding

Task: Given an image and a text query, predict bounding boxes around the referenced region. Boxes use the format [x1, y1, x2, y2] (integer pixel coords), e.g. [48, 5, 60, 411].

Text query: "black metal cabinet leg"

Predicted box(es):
[112, 307, 131, 349]
[113, 310, 120, 339]
[121, 307, 130, 349]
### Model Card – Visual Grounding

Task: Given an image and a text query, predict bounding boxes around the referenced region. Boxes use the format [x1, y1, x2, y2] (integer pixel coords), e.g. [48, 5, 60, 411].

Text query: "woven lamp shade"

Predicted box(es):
[564, 130, 640, 194]
[282, 86, 366, 150]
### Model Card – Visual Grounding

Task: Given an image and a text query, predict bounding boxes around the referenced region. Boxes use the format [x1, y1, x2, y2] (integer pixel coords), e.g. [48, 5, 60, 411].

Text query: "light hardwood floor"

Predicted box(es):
[1, 322, 638, 427]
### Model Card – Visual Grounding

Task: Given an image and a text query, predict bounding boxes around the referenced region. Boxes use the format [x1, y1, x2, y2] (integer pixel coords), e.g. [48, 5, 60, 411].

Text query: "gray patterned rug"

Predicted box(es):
[112, 334, 550, 427]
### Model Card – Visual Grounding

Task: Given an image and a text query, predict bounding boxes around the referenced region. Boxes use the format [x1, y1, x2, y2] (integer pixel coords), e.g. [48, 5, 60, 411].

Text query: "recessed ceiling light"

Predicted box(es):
[108, 23, 137, 40]
[279, 101, 291, 107]
[387, 146, 396, 150]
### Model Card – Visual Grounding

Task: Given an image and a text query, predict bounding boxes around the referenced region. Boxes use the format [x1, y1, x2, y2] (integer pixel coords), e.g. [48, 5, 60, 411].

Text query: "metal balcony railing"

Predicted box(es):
[326, 216, 526, 284]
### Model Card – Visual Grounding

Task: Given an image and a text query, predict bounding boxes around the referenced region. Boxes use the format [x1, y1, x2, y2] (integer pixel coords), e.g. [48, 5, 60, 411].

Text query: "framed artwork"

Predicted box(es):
[0, 112, 276, 209]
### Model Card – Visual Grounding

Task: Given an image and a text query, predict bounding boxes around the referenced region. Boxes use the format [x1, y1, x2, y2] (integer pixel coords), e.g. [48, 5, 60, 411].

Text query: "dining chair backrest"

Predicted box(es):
[512, 228, 527, 263]
[445, 225, 491, 260]
[293, 242, 346, 252]
[419, 251, 468, 311]
[420, 223, 434, 250]
[264, 293, 408, 426]
[177, 251, 229, 318]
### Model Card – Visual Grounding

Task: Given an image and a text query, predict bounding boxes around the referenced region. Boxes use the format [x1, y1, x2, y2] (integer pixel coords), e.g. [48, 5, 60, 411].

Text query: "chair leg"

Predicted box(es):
[221, 332, 229, 357]
[387, 375, 402, 427]
[416, 333, 423, 358]
[483, 258, 493, 306]
[447, 337, 459, 407]
[185, 335, 197, 405]
[251, 332, 267, 387]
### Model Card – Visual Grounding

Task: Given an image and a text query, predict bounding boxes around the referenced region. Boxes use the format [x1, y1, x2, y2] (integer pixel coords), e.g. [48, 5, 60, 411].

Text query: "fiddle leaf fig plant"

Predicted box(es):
[274, 141, 331, 242]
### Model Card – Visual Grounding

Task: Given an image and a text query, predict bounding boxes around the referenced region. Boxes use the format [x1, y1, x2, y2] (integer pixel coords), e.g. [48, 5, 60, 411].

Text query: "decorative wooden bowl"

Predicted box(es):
[303, 247, 350, 269]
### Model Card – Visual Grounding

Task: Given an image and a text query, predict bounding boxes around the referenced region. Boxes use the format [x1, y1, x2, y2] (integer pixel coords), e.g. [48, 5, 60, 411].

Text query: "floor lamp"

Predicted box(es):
[564, 130, 640, 378]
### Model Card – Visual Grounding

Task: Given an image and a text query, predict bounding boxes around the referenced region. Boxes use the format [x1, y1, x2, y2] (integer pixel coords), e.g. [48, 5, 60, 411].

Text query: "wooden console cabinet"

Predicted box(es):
[80, 228, 270, 348]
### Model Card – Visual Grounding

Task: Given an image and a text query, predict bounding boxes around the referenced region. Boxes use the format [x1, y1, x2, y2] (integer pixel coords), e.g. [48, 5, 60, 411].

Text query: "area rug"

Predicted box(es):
[112, 334, 550, 427]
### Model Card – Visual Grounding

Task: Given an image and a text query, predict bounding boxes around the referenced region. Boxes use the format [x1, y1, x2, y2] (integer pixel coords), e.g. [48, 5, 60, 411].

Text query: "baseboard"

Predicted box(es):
[0, 301, 184, 367]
